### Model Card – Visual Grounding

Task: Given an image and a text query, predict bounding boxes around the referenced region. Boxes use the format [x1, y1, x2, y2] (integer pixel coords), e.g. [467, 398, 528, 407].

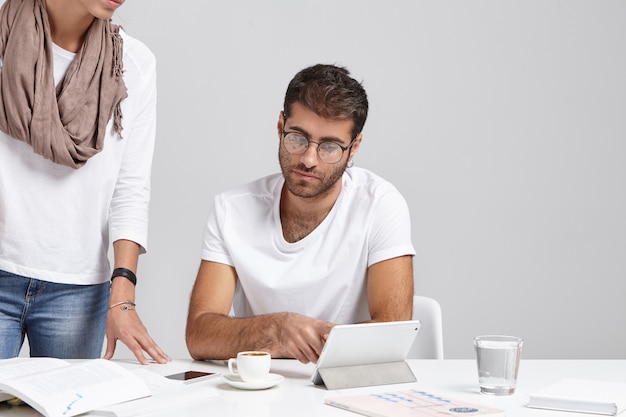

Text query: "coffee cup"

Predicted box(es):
[228, 351, 271, 382]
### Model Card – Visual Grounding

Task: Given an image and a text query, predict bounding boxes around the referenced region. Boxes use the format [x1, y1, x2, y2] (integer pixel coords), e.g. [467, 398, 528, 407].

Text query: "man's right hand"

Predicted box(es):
[263, 313, 335, 364]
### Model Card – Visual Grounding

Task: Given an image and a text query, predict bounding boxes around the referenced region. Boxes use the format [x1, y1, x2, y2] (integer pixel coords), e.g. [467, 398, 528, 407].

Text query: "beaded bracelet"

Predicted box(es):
[109, 301, 136, 311]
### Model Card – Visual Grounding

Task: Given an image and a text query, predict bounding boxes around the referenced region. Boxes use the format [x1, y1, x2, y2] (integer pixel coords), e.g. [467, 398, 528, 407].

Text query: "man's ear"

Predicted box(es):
[277, 111, 286, 140]
[349, 133, 363, 158]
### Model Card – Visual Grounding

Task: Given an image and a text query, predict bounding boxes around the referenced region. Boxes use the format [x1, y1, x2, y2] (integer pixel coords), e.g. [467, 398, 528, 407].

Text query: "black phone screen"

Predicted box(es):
[165, 371, 216, 381]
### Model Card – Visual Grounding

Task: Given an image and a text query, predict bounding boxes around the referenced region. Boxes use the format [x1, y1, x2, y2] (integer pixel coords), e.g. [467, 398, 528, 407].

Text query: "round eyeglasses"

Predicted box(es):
[282, 130, 356, 164]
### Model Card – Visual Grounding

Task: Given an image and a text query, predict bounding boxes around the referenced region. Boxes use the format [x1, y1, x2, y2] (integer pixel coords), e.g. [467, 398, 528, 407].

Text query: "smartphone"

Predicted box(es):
[165, 371, 220, 384]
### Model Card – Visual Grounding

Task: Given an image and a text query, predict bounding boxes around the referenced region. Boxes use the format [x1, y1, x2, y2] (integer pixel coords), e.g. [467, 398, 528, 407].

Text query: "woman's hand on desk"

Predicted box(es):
[103, 307, 171, 365]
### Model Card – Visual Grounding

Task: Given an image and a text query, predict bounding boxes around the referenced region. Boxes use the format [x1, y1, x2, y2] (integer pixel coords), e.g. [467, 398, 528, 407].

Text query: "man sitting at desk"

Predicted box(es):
[186, 64, 416, 364]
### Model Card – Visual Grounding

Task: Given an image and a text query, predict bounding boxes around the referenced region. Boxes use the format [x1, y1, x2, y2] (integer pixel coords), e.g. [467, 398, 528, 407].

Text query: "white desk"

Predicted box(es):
[1, 359, 625, 417]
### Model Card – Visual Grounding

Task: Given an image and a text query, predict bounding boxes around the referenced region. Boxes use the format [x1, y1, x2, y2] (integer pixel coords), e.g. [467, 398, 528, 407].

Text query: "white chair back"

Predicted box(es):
[407, 295, 444, 359]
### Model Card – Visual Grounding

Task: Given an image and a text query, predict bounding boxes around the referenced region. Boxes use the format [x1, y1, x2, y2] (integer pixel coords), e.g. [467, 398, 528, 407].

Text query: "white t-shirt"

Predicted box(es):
[0, 30, 156, 285]
[201, 167, 416, 324]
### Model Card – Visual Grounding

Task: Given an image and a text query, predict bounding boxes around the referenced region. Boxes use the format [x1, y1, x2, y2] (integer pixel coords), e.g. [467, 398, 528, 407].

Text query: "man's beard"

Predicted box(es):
[278, 147, 348, 200]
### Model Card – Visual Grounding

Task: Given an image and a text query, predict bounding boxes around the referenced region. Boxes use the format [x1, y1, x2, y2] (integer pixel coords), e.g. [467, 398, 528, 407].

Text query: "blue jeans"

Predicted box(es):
[0, 270, 109, 359]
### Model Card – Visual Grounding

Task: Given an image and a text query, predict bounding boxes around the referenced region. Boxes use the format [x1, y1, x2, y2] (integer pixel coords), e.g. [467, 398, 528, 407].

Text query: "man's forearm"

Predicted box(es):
[186, 312, 289, 360]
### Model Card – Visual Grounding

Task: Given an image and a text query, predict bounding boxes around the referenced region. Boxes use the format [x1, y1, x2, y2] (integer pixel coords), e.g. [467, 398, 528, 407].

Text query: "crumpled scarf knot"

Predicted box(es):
[0, 0, 128, 168]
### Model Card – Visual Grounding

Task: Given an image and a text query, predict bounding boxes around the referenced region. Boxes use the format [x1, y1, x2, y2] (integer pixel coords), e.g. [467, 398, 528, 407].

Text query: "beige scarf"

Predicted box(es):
[0, 0, 127, 169]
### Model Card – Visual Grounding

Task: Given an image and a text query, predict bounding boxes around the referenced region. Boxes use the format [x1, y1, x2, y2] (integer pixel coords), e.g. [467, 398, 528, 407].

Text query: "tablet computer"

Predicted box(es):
[311, 320, 421, 386]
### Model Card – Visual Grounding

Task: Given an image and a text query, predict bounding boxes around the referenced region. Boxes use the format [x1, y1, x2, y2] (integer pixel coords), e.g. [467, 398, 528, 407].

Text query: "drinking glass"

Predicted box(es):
[473, 335, 523, 395]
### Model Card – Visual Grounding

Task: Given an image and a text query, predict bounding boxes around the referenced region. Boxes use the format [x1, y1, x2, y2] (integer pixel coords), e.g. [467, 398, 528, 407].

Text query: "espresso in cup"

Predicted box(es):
[228, 351, 271, 382]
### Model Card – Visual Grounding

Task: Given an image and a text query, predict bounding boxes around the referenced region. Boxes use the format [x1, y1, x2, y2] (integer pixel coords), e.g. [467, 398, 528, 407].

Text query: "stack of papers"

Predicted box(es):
[92, 368, 219, 416]
[527, 379, 626, 416]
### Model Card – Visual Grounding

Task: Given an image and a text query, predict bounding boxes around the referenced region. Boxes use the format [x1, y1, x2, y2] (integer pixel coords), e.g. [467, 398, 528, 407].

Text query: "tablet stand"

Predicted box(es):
[317, 360, 416, 390]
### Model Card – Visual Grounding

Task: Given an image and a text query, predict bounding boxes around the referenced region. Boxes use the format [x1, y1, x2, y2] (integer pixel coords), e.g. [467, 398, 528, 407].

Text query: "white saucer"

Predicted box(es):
[223, 373, 284, 390]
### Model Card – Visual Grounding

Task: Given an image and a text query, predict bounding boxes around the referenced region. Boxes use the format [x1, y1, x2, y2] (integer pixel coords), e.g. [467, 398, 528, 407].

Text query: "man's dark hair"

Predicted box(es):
[283, 64, 369, 138]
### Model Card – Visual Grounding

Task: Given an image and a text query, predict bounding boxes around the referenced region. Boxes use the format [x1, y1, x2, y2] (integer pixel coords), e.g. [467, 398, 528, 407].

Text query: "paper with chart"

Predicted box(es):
[0, 358, 151, 417]
[325, 389, 505, 417]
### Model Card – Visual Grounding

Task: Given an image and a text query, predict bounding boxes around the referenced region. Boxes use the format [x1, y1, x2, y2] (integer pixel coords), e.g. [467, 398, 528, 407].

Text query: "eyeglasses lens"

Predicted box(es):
[283, 133, 343, 164]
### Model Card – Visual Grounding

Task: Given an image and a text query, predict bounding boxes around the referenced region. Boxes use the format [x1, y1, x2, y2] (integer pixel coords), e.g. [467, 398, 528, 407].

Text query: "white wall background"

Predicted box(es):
[106, 0, 625, 360]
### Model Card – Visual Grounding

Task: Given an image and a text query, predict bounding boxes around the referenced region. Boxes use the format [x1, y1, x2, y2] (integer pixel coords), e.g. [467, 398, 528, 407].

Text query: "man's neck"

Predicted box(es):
[279, 183, 341, 243]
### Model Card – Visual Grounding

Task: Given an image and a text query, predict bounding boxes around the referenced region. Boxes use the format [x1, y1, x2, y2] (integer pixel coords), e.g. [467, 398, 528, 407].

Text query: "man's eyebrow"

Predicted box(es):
[284, 124, 310, 136]
[285, 124, 349, 144]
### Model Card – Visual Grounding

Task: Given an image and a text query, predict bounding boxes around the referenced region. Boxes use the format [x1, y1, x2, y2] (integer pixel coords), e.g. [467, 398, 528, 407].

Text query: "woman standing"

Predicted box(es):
[0, 0, 169, 364]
